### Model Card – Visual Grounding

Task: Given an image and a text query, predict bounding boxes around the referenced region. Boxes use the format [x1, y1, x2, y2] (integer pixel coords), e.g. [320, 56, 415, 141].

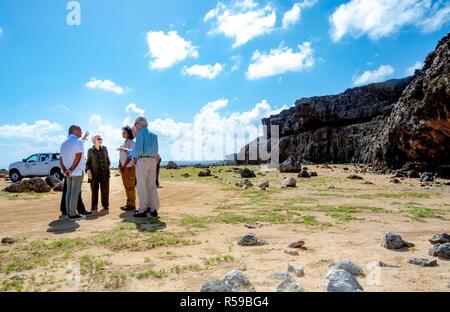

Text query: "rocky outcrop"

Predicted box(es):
[236, 33, 450, 176]
[373, 33, 450, 175]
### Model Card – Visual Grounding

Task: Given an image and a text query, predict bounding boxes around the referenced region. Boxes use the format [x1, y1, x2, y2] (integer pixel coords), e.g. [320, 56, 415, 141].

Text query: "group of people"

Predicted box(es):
[59, 117, 161, 221]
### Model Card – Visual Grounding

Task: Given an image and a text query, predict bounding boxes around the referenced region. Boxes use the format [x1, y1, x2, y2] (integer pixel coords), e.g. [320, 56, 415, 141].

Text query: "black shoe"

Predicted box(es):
[146, 207, 151, 213]
[150, 210, 159, 218]
[91, 207, 98, 212]
[121, 206, 136, 212]
[133, 212, 148, 219]
[80, 211, 92, 216]
[103, 207, 109, 211]
[69, 215, 86, 221]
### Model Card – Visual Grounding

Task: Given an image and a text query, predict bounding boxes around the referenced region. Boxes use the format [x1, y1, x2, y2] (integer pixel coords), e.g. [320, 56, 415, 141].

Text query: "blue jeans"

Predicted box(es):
[65, 175, 83, 217]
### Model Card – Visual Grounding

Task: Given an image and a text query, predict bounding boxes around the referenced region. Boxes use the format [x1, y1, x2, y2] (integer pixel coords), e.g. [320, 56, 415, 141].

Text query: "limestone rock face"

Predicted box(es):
[235, 33, 450, 176]
[373, 33, 450, 175]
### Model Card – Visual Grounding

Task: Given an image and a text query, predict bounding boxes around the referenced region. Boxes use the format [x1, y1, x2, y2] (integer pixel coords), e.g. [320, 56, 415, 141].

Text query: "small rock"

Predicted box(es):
[381, 232, 414, 250]
[239, 262, 247, 272]
[347, 175, 364, 180]
[166, 161, 178, 170]
[10, 274, 28, 281]
[328, 185, 336, 189]
[390, 178, 401, 184]
[407, 170, 420, 178]
[240, 168, 256, 178]
[236, 180, 253, 188]
[45, 176, 61, 188]
[332, 260, 364, 276]
[298, 169, 311, 178]
[310, 171, 318, 177]
[288, 240, 305, 249]
[1, 237, 15, 245]
[259, 181, 270, 189]
[181, 173, 190, 178]
[288, 264, 305, 277]
[420, 172, 434, 182]
[361, 181, 374, 185]
[277, 278, 304, 292]
[281, 176, 297, 188]
[284, 250, 299, 256]
[244, 223, 263, 229]
[268, 272, 290, 280]
[428, 243, 450, 259]
[53, 182, 64, 192]
[429, 233, 450, 245]
[324, 269, 363, 292]
[407, 258, 438, 267]
[238, 233, 267, 246]
[198, 169, 212, 177]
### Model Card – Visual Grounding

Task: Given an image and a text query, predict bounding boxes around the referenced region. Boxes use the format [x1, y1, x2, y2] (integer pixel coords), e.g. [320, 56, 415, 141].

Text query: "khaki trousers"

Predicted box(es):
[136, 158, 160, 213]
[121, 166, 136, 207]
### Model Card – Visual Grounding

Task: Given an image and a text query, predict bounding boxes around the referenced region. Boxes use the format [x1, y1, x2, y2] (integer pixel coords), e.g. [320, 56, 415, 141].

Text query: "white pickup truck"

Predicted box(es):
[8, 153, 63, 182]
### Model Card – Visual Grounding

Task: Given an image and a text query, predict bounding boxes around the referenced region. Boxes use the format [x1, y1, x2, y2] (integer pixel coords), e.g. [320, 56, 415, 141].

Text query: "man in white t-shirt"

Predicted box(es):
[60, 125, 86, 221]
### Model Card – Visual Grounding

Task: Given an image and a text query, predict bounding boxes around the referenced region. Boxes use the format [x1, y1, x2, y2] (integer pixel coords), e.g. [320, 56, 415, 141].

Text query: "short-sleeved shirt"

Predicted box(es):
[60, 135, 85, 177]
[120, 139, 135, 168]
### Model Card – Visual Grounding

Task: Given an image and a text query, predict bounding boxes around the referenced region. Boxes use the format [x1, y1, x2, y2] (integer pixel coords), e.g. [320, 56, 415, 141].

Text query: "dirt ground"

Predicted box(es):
[0, 165, 449, 292]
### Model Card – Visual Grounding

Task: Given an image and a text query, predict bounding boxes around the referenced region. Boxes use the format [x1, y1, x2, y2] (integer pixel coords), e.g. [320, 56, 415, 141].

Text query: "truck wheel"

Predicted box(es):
[50, 168, 64, 181]
[9, 169, 22, 183]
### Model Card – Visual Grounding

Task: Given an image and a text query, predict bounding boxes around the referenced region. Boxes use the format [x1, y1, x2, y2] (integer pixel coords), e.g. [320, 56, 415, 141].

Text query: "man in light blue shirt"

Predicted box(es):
[133, 117, 160, 219]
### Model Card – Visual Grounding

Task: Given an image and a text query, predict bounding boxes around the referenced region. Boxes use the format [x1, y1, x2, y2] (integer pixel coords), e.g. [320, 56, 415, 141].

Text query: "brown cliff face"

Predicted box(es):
[373, 33, 450, 173]
[236, 33, 450, 175]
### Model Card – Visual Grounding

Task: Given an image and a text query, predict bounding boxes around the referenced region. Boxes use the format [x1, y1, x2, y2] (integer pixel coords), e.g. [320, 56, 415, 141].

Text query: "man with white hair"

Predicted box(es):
[133, 116, 160, 218]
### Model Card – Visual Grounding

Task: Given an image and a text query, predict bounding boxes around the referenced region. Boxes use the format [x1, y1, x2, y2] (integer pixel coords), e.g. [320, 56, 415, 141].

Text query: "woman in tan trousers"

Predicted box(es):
[118, 126, 136, 212]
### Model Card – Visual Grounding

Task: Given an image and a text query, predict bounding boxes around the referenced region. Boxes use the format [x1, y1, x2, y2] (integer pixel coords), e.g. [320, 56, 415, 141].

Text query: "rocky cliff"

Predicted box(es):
[237, 32, 450, 174]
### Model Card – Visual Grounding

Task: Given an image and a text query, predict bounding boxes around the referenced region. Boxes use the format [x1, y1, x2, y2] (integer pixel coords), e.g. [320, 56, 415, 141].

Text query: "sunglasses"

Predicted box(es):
[97, 138, 103, 141]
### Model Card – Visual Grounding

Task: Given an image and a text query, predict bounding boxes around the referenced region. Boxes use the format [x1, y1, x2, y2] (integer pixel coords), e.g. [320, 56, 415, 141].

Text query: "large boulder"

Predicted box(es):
[429, 243, 450, 259]
[381, 232, 414, 250]
[201, 280, 232, 292]
[4, 178, 51, 193]
[324, 269, 363, 292]
[430, 233, 450, 245]
[279, 155, 302, 173]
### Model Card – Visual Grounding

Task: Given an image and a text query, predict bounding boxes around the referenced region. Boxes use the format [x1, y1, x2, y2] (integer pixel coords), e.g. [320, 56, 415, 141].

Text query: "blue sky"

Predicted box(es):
[0, 0, 449, 166]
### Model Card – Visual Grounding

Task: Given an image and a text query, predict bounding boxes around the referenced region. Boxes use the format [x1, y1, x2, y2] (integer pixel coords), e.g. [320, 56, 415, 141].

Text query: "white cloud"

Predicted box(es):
[148, 98, 288, 161]
[230, 55, 242, 72]
[282, 0, 317, 29]
[420, 3, 450, 32]
[85, 78, 127, 94]
[88, 114, 102, 126]
[405, 61, 424, 76]
[330, 0, 450, 42]
[146, 31, 199, 69]
[183, 63, 224, 79]
[0, 27, 3, 36]
[123, 103, 145, 126]
[352, 65, 395, 86]
[246, 42, 315, 80]
[204, 0, 276, 48]
[0, 121, 66, 161]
